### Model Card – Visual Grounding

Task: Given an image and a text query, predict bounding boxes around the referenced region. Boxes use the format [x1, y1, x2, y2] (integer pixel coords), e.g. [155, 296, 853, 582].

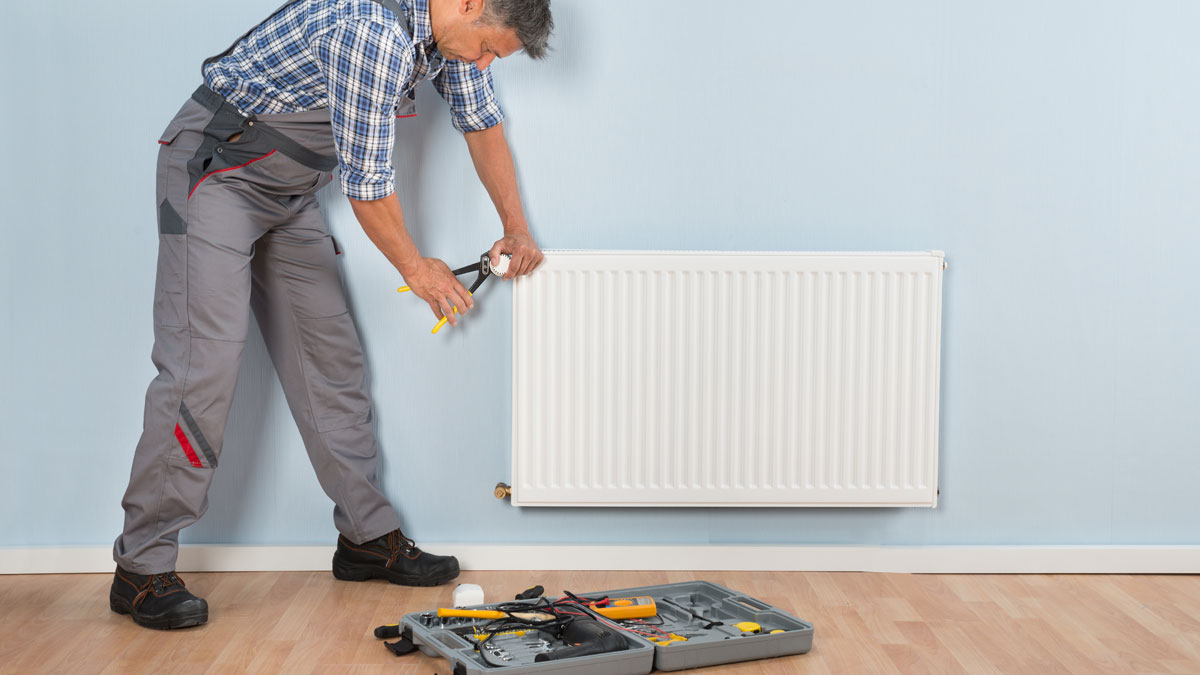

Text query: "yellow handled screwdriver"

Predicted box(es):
[437, 607, 557, 622]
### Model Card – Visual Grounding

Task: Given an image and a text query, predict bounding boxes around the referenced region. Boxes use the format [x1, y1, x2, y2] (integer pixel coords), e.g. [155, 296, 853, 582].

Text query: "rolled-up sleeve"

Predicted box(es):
[311, 19, 412, 201]
[433, 60, 504, 133]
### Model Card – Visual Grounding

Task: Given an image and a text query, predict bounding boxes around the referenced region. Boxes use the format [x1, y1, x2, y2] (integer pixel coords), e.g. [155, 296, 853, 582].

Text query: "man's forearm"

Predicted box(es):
[349, 194, 420, 275]
[464, 122, 528, 234]
[350, 193, 474, 324]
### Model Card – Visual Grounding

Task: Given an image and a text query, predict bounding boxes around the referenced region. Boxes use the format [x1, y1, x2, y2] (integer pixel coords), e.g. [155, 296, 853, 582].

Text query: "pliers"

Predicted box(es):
[397, 252, 510, 334]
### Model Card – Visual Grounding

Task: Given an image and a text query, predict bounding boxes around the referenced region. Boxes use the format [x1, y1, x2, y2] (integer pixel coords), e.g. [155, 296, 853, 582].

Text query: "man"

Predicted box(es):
[110, 0, 551, 630]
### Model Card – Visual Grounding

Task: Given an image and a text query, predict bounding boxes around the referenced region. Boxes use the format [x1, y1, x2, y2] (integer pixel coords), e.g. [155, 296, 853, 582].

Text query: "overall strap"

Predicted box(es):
[370, 0, 406, 20]
[370, 0, 416, 45]
[201, 0, 302, 78]
[369, 0, 420, 118]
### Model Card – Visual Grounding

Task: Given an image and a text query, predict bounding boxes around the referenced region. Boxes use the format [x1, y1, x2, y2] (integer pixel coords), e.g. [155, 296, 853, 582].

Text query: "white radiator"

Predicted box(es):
[511, 251, 945, 507]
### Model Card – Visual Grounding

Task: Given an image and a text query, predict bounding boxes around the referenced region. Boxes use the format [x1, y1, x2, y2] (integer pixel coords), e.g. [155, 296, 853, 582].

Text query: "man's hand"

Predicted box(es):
[488, 230, 543, 280]
[348, 195, 475, 327]
[400, 257, 475, 327]
[465, 123, 543, 280]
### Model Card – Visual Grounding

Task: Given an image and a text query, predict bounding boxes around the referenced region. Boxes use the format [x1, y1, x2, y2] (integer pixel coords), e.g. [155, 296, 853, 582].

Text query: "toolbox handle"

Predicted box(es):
[730, 596, 771, 611]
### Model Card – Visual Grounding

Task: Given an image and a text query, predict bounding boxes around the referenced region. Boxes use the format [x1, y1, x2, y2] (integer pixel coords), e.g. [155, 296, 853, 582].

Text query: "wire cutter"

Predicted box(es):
[397, 252, 510, 334]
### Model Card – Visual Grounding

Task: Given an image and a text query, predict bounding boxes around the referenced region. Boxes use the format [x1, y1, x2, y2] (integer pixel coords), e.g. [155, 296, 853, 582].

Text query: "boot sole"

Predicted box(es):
[110, 593, 208, 630]
[332, 557, 459, 587]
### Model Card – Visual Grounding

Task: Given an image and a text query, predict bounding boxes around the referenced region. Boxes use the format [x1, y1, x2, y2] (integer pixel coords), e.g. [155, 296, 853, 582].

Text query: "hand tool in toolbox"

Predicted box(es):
[515, 585, 545, 600]
[583, 595, 658, 620]
[397, 252, 511, 334]
[437, 606, 558, 622]
[532, 618, 627, 663]
[435, 594, 653, 622]
[450, 596, 636, 669]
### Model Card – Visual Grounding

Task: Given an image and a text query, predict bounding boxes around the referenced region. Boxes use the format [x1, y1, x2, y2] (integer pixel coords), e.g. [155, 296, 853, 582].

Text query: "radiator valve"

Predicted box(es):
[494, 483, 512, 500]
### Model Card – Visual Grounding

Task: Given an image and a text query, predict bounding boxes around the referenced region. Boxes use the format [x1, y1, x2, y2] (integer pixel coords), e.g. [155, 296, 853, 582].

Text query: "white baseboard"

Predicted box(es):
[2, 545, 1198, 575]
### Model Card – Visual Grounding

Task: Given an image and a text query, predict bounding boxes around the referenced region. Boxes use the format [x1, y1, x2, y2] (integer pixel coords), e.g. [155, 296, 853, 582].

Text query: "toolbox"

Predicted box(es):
[392, 581, 813, 673]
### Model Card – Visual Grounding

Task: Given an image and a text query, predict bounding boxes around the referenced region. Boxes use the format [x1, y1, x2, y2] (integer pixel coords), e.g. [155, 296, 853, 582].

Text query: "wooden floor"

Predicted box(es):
[1, 570, 1198, 674]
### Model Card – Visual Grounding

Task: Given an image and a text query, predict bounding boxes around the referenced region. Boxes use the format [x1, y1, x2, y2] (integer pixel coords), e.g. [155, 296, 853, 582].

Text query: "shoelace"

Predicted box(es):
[150, 572, 184, 593]
[388, 531, 418, 559]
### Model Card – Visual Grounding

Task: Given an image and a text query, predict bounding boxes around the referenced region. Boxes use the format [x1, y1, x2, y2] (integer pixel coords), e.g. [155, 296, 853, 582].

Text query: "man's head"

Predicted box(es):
[430, 0, 553, 71]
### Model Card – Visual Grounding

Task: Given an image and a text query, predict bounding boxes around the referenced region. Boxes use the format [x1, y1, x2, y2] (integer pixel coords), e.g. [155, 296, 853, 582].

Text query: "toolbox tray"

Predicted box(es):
[400, 598, 655, 675]
[565, 581, 814, 671]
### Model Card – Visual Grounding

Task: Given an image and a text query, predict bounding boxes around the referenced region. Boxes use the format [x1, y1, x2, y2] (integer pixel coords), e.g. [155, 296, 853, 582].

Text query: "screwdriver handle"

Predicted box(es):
[396, 288, 471, 335]
[438, 608, 506, 619]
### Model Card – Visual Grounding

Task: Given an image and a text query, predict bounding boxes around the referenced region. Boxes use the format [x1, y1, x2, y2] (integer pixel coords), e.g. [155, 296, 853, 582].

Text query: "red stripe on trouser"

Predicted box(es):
[174, 424, 204, 467]
[188, 150, 278, 199]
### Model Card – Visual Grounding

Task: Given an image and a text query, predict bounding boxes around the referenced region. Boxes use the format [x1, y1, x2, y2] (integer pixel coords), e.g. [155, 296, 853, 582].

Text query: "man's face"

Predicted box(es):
[432, 0, 524, 72]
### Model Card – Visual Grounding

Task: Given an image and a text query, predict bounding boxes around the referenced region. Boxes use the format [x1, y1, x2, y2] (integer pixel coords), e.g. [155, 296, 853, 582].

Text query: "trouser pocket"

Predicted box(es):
[155, 140, 194, 327]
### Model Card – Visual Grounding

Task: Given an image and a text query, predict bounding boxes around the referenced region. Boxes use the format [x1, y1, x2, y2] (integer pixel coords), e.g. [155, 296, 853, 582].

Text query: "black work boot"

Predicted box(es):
[110, 567, 209, 629]
[332, 529, 460, 586]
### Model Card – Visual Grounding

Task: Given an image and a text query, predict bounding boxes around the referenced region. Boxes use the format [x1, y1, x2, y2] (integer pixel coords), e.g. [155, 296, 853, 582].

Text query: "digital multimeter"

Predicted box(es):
[588, 596, 657, 620]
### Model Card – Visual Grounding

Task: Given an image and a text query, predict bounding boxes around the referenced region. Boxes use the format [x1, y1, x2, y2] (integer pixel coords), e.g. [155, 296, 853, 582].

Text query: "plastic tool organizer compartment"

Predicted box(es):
[566, 581, 813, 671]
[400, 597, 655, 675]
[398, 582, 812, 673]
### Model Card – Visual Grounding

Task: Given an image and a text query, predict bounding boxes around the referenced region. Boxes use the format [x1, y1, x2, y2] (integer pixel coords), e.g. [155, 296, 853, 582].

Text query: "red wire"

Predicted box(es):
[626, 619, 672, 638]
[549, 600, 668, 637]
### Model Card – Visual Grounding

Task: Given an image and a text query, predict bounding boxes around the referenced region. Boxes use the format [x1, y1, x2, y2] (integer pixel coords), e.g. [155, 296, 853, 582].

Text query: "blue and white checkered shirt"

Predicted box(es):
[203, 0, 504, 200]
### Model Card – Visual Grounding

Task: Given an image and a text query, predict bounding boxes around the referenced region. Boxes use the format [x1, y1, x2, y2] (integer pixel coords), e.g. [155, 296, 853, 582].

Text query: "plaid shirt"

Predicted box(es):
[203, 0, 504, 200]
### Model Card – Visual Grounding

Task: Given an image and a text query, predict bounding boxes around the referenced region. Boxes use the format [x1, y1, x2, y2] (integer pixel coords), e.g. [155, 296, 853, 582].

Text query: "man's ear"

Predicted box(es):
[460, 0, 484, 18]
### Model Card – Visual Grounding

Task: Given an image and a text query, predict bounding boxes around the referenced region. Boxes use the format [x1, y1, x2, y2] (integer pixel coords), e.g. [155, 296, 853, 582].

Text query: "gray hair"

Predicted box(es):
[480, 0, 553, 60]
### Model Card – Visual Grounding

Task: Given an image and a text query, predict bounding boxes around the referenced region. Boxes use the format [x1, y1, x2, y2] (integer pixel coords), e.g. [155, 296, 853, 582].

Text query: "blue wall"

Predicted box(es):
[2, 1, 1197, 549]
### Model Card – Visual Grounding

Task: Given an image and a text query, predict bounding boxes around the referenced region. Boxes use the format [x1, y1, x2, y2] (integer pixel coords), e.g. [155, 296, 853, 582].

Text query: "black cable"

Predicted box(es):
[469, 604, 576, 668]
[460, 592, 636, 667]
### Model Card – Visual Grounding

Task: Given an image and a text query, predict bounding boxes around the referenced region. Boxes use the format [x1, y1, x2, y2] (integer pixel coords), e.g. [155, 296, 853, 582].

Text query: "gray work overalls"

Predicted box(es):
[114, 0, 421, 574]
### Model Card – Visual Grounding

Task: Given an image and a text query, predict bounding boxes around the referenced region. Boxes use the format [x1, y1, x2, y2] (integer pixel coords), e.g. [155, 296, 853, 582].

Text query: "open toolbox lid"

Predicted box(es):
[560, 581, 814, 671]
